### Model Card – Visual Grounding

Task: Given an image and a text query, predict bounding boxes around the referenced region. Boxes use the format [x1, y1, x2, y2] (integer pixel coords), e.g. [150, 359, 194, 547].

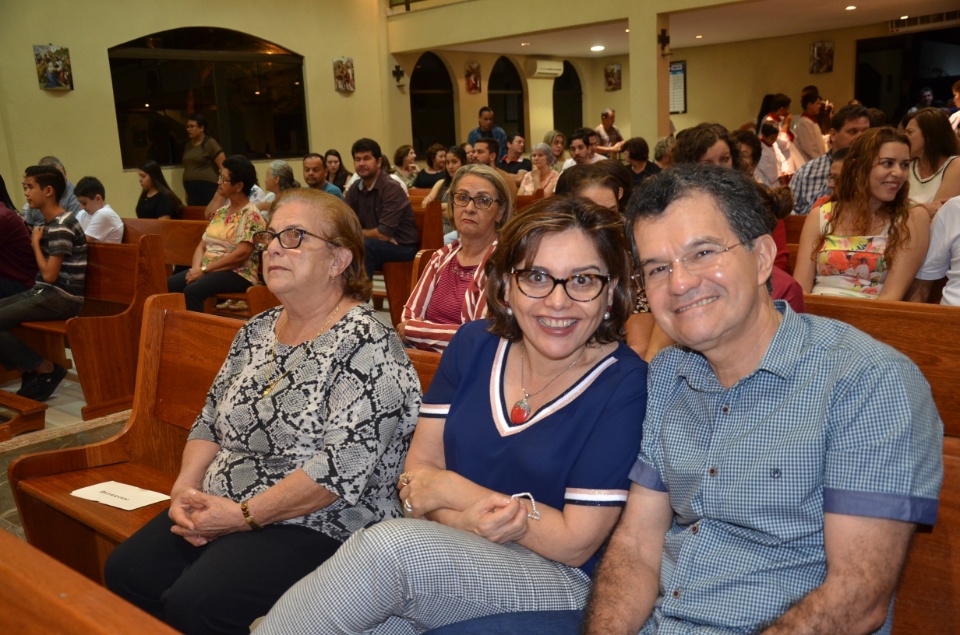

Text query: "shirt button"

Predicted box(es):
[708, 467, 718, 477]
[672, 588, 681, 599]
[721, 405, 730, 414]
[691, 524, 699, 534]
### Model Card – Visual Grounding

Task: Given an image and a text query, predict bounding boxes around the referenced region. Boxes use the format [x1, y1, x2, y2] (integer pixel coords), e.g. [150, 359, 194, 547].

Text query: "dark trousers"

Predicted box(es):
[168, 270, 251, 313]
[0, 286, 82, 371]
[0, 277, 31, 300]
[183, 180, 219, 206]
[363, 238, 418, 279]
[104, 508, 342, 635]
[425, 610, 583, 634]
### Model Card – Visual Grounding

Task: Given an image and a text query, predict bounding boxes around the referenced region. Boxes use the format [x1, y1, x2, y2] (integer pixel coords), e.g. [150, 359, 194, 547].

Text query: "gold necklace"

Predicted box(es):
[262, 300, 343, 396]
[510, 342, 586, 424]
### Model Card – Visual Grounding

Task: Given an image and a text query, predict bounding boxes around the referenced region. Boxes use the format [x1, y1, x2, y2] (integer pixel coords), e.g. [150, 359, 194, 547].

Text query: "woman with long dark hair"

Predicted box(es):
[324, 149, 352, 190]
[903, 107, 960, 217]
[136, 160, 183, 220]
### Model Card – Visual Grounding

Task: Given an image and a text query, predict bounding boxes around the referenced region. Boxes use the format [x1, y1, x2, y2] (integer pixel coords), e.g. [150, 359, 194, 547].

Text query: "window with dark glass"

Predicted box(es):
[553, 61, 583, 136]
[108, 27, 308, 169]
[488, 56, 525, 139]
[409, 52, 456, 155]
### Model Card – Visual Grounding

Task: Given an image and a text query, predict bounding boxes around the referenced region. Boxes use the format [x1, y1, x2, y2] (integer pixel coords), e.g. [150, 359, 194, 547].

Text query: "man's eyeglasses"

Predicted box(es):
[217, 174, 232, 183]
[512, 268, 610, 302]
[452, 191, 501, 212]
[253, 228, 335, 252]
[638, 241, 748, 289]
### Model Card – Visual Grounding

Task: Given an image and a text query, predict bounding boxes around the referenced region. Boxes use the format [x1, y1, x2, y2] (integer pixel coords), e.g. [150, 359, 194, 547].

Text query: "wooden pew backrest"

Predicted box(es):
[804, 295, 960, 436]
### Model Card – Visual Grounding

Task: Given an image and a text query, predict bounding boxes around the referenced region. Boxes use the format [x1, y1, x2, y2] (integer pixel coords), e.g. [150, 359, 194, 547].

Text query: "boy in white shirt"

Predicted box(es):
[74, 176, 124, 243]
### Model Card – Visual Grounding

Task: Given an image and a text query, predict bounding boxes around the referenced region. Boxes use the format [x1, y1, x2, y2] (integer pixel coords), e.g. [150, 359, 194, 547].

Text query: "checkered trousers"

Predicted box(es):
[254, 518, 591, 634]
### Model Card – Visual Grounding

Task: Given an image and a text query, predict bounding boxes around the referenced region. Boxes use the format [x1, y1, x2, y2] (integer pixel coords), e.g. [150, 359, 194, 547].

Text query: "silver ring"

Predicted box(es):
[404, 499, 413, 514]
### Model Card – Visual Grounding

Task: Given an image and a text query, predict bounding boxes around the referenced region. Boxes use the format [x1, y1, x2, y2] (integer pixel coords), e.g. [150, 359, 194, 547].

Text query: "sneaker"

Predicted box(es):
[22, 364, 67, 402]
[233, 301, 249, 311]
[216, 299, 233, 310]
[16, 371, 38, 397]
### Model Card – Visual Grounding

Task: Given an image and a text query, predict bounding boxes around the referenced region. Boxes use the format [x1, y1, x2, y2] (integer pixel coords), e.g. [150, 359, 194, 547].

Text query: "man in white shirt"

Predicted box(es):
[911, 195, 960, 306]
[561, 128, 606, 172]
[73, 176, 123, 243]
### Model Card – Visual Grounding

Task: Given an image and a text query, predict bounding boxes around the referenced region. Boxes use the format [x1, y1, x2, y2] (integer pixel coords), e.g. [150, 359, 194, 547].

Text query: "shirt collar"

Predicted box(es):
[676, 300, 800, 392]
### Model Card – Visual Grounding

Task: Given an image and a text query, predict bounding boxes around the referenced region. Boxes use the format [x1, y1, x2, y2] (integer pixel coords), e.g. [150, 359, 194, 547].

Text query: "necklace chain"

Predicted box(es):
[511, 342, 586, 424]
[262, 300, 343, 396]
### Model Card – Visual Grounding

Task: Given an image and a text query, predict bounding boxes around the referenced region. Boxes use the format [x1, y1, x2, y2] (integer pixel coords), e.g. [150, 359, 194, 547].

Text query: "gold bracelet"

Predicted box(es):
[240, 500, 262, 531]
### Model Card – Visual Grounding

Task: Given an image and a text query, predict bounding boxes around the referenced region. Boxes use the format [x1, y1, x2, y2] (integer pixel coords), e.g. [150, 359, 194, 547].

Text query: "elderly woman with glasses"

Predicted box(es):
[255, 196, 648, 634]
[106, 189, 422, 635]
[167, 155, 267, 312]
[399, 164, 511, 353]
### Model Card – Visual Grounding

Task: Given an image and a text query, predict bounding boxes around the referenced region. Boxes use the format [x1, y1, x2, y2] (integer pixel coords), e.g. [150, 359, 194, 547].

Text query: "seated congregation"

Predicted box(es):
[2, 91, 959, 635]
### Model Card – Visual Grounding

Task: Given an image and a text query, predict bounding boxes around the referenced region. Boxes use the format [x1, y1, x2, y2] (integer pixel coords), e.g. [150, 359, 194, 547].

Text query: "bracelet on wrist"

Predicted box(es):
[511, 492, 541, 521]
[240, 500, 262, 530]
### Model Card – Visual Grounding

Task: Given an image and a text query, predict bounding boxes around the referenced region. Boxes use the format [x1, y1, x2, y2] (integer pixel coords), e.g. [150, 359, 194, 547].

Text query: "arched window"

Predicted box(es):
[488, 56, 525, 139]
[553, 61, 583, 136]
[108, 27, 307, 169]
[409, 52, 455, 156]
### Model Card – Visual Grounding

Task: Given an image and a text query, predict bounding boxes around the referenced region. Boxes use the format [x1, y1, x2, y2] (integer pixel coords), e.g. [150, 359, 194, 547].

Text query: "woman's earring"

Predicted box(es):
[603, 311, 611, 320]
[506, 307, 513, 316]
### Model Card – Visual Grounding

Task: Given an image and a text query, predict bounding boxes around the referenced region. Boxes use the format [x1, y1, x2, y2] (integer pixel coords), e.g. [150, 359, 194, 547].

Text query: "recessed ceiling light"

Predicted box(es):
[144, 103, 150, 107]
[846, 5, 856, 10]
[900, 15, 908, 19]
[591, 45, 605, 52]
[520, 42, 531, 47]
[696, 35, 703, 39]
[625, 29, 630, 33]
[255, 90, 260, 95]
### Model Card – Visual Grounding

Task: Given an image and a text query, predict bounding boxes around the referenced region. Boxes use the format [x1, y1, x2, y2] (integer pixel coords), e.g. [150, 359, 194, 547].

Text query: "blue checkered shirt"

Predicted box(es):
[790, 151, 833, 215]
[467, 126, 509, 160]
[631, 301, 943, 634]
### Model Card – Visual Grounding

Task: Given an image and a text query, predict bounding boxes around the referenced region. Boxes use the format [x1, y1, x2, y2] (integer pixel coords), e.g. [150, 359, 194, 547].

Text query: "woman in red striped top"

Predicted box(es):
[398, 164, 513, 352]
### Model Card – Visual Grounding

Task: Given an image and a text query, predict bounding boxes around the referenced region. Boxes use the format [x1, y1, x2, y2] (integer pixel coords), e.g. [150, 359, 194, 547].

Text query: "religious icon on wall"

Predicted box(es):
[334, 57, 355, 93]
[605, 64, 622, 91]
[34, 44, 74, 91]
[810, 41, 834, 74]
[465, 62, 481, 94]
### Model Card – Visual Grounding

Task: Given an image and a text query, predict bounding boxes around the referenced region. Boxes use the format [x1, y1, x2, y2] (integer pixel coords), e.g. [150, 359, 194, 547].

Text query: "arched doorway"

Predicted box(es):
[553, 61, 582, 137]
[488, 56, 525, 139]
[409, 52, 455, 156]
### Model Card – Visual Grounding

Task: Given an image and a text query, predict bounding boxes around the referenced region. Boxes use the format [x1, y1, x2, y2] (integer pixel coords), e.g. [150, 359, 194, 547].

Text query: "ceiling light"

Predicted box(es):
[254, 90, 260, 95]
[625, 29, 630, 33]
[590, 45, 605, 52]
[900, 15, 908, 19]
[520, 42, 531, 47]
[696, 35, 703, 39]
[144, 103, 149, 107]
[846, 5, 856, 10]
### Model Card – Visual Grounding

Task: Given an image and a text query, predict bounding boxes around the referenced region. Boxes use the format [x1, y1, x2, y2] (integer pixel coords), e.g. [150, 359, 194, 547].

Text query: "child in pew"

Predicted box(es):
[74, 176, 124, 243]
[0, 165, 86, 401]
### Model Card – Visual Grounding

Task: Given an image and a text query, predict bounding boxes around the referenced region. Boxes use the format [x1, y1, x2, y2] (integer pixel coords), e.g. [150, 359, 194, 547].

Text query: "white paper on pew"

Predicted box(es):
[71, 481, 170, 511]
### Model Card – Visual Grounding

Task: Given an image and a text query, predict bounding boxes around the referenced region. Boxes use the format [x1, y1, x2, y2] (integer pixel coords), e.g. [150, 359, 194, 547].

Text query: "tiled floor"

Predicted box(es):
[0, 368, 129, 540]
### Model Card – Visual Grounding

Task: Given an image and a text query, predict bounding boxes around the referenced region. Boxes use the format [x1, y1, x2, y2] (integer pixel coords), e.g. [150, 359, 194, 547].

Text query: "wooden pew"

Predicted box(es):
[1, 235, 167, 421]
[406, 349, 441, 394]
[407, 187, 432, 211]
[180, 205, 207, 221]
[122, 218, 207, 274]
[892, 436, 960, 634]
[803, 295, 960, 437]
[8, 294, 242, 582]
[516, 189, 544, 212]
[784, 214, 805, 244]
[0, 529, 179, 635]
[382, 200, 444, 326]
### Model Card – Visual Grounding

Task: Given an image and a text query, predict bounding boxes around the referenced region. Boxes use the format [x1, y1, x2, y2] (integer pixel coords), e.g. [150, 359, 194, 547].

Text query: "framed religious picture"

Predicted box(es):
[810, 41, 834, 74]
[465, 61, 481, 94]
[605, 64, 622, 91]
[34, 44, 74, 91]
[333, 57, 355, 92]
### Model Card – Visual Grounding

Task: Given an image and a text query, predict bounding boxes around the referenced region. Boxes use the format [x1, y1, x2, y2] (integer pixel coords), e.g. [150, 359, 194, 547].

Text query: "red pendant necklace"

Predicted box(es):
[510, 342, 586, 424]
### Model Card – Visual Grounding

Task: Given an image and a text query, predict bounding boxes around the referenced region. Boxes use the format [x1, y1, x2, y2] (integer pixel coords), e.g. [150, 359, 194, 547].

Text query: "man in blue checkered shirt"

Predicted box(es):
[788, 104, 870, 215]
[581, 165, 943, 634]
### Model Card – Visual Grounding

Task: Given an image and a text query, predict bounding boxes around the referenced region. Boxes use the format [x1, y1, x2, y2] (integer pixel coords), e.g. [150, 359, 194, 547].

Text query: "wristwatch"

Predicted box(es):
[200, 264, 208, 273]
